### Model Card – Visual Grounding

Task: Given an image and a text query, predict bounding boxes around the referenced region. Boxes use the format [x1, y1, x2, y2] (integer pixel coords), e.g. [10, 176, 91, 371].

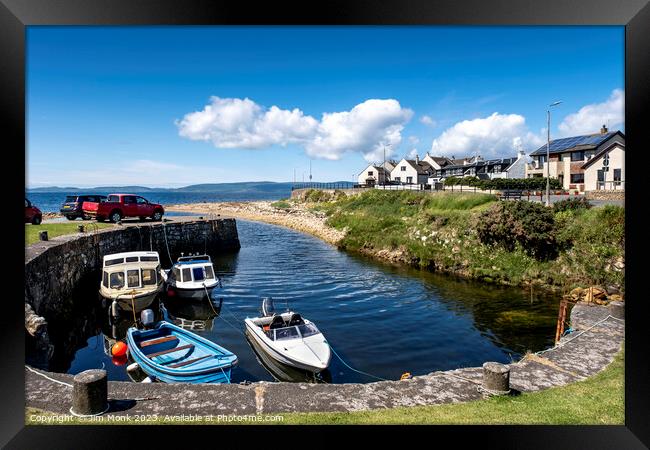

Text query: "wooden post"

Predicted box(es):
[554, 298, 568, 344]
[39, 231, 48, 241]
[482, 362, 510, 394]
[71, 369, 108, 416]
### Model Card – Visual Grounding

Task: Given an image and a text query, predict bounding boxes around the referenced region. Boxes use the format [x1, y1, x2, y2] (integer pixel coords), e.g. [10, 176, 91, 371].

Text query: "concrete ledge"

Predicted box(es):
[25, 302, 624, 415]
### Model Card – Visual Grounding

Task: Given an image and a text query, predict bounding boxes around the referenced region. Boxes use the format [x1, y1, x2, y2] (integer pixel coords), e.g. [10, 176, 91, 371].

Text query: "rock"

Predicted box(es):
[607, 294, 623, 302]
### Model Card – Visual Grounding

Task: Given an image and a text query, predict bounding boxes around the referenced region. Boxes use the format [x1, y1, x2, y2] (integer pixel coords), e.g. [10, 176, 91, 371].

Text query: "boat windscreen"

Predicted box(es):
[297, 323, 320, 338]
[192, 267, 205, 281]
[140, 256, 159, 262]
[274, 326, 300, 341]
[204, 265, 215, 279]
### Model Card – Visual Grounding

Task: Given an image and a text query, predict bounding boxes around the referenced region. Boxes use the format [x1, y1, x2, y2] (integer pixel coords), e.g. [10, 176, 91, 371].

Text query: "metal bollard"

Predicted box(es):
[70, 369, 109, 416]
[78, 224, 85, 233]
[39, 231, 48, 241]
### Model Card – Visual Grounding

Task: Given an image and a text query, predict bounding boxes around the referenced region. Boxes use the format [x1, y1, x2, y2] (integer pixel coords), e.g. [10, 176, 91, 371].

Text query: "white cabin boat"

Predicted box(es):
[99, 251, 165, 311]
[165, 254, 220, 300]
[244, 299, 331, 373]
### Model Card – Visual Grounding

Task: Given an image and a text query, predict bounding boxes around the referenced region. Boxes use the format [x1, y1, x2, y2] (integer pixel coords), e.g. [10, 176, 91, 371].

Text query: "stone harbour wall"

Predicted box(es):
[24, 218, 240, 323]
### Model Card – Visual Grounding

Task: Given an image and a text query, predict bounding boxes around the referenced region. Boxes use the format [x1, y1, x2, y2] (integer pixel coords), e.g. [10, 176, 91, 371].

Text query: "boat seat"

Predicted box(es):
[146, 343, 194, 359]
[288, 313, 304, 326]
[269, 315, 286, 330]
[139, 335, 179, 348]
[169, 354, 213, 368]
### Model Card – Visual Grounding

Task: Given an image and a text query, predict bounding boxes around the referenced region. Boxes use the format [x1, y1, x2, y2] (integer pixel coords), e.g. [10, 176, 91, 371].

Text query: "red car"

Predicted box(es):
[83, 193, 164, 223]
[25, 198, 42, 225]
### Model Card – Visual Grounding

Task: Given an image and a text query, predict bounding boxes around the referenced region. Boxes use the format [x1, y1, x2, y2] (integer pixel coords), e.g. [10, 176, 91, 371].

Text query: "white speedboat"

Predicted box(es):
[244, 298, 331, 373]
[165, 254, 220, 300]
[99, 251, 166, 312]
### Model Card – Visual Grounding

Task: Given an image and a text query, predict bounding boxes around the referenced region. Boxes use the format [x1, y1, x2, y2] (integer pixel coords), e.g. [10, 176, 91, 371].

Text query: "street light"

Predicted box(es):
[382, 143, 391, 186]
[546, 101, 562, 206]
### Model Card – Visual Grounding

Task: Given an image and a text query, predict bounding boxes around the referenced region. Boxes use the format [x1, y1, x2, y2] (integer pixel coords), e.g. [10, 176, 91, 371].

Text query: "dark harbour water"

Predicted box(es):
[38, 219, 562, 384]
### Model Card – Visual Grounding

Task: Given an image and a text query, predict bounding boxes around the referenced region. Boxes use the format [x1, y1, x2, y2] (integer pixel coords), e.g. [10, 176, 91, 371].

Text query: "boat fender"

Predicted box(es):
[112, 355, 127, 366]
[111, 341, 128, 357]
[126, 362, 140, 372]
[110, 300, 120, 319]
[263, 325, 270, 331]
[142, 377, 153, 383]
[400, 372, 412, 381]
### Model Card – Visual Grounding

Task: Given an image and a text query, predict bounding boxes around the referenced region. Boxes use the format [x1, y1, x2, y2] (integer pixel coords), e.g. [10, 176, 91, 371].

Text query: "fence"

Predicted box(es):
[596, 180, 625, 191]
[291, 182, 355, 191]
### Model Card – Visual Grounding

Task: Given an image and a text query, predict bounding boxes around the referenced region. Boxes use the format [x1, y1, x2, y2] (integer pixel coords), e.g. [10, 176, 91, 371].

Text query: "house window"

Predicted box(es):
[401, 166, 406, 171]
[570, 173, 584, 183]
[394, 177, 401, 182]
[538, 155, 547, 164]
[406, 176, 413, 184]
[368, 171, 373, 176]
[614, 169, 622, 185]
[493, 165, 501, 172]
[570, 151, 585, 162]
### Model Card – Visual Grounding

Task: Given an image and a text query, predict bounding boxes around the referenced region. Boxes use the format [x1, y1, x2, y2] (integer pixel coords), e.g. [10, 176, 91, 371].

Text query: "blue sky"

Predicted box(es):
[27, 26, 624, 187]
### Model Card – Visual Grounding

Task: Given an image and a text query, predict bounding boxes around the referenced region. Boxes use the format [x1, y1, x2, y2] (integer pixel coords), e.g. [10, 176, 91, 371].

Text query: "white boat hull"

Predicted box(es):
[244, 317, 331, 373]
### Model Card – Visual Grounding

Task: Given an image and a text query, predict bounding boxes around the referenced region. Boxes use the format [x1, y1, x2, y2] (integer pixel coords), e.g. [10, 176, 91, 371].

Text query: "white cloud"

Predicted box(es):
[420, 115, 437, 127]
[558, 89, 624, 136]
[406, 148, 419, 159]
[177, 97, 413, 162]
[408, 135, 420, 145]
[430, 112, 543, 158]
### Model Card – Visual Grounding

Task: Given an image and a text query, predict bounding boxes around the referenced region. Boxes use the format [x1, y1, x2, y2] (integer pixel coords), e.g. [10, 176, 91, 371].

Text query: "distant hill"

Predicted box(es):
[26, 181, 354, 194]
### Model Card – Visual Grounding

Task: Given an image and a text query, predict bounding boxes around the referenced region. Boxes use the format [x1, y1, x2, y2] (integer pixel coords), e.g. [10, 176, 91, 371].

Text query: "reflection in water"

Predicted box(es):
[30, 219, 562, 384]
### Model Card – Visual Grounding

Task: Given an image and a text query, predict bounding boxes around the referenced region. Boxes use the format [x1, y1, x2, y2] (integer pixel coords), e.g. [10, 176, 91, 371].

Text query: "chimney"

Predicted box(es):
[600, 124, 608, 134]
[518, 149, 525, 158]
[415, 154, 419, 164]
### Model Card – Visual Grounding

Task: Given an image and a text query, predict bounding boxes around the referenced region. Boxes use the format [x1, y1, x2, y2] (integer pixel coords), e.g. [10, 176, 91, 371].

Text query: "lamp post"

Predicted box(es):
[546, 101, 562, 206]
[382, 143, 391, 186]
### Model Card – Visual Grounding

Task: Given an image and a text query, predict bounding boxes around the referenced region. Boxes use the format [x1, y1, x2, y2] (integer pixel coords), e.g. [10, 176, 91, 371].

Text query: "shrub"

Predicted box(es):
[552, 196, 592, 213]
[304, 189, 332, 203]
[475, 201, 557, 260]
[271, 200, 291, 209]
[445, 177, 562, 191]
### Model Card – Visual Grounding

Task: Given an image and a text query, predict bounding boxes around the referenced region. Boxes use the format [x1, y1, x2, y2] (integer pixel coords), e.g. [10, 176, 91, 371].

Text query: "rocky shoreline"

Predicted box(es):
[166, 201, 346, 246]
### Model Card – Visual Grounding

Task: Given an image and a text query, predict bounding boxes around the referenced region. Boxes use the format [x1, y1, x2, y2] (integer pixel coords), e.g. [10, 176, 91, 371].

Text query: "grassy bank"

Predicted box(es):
[300, 190, 624, 292]
[25, 222, 112, 246]
[25, 349, 623, 425]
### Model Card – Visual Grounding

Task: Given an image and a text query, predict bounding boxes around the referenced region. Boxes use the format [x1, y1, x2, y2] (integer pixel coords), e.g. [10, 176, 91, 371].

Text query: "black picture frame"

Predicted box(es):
[3, 0, 648, 447]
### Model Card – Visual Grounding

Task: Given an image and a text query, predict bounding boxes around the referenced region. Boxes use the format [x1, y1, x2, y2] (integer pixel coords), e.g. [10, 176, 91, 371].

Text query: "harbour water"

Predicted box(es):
[54, 219, 560, 384]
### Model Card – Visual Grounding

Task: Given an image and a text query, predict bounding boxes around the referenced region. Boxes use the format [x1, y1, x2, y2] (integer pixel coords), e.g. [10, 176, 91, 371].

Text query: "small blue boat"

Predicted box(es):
[126, 321, 237, 383]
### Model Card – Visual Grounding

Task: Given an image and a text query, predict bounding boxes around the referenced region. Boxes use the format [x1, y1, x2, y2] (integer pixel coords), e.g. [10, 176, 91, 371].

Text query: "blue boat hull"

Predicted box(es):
[126, 321, 237, 384]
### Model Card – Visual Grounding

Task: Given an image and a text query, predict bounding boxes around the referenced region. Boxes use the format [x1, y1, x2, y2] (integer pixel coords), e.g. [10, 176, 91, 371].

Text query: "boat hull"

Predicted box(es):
[100, 289, 159, 312]
[168, 285, 217, 300]
[126, 321, 237, 384]
[244, 319, 330, 373]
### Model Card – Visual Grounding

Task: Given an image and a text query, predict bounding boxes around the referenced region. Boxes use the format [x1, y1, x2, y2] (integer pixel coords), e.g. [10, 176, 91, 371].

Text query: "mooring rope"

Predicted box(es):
[162, 222, 173, 265]
[327, 344, 390, 382]
[25, 365, 73, 388]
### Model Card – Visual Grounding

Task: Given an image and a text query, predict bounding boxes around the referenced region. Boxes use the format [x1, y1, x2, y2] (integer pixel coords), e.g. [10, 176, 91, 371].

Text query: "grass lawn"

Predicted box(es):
[25, 350, 623, 425]
[25, 222, 113, 246]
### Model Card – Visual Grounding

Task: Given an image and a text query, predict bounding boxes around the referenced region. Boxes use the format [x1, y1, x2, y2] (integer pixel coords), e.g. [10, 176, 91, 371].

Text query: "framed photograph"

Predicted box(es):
[6, 0, 648, 447]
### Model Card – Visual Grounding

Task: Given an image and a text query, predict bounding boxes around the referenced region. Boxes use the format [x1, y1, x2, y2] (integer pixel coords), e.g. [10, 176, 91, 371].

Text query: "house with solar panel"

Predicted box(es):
[526, 126, 625, 192]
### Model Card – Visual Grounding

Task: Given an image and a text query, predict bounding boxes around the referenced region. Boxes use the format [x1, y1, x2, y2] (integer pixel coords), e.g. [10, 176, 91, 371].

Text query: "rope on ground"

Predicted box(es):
[220, 367, 231, 384]
[328, 344, 390, 382]
[515, 314, 624, 364]
[25, 365, 73, 388]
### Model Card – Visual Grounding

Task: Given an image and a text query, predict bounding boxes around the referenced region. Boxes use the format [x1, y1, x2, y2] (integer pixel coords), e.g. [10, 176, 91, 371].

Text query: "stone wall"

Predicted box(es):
[24, 218, 240, 323]
[585, 190, 625, 201]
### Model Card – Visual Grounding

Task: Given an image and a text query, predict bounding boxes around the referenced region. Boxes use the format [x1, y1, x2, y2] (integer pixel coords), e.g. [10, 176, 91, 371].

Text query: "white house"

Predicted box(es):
[582, 142, 624, 191]
[431, 152, 527, 182]
[357, 161, 395, 186]
[390, 156, 434, 185]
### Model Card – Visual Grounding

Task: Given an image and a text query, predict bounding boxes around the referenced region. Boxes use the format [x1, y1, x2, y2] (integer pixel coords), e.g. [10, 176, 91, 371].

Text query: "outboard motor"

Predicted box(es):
[140, 309, 155, 328]
[261, 297, 275, 317]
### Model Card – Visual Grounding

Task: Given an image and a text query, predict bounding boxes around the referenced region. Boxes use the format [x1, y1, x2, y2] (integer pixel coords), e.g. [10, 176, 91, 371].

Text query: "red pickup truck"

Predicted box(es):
[83, 194, 165, 223]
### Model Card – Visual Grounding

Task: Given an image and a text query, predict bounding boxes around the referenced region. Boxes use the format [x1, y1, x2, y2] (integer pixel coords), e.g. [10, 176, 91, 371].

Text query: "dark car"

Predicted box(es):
[25, 198, 42, 225]
[60, 194, 107, 220]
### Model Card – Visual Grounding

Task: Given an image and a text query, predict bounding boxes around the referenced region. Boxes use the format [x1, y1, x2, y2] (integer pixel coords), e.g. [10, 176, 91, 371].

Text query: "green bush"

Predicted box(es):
[271, 199, 291, 209]
[552, 196, 592, 213]
[304, 189, 333, 203]
[444, 177, 562, 191]
[475, 201, 557, 260]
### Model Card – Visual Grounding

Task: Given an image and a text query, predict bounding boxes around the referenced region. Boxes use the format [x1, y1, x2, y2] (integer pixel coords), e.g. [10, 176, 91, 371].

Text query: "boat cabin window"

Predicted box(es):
[182, 268, 192, 283]
[141, 268, 157, 286]
[192, 267, 205, 281]
[105, 258, 124, 267]
[274, 326, 300, 341]
[125, 256, 139, 263]
[102, 271, 108, 288]
[109, 272, 125, 289]
[172, 267, 181, 281]
[140, 256, 159, 262]
[204, 266, 215, 279]
[297, 323, 319, 338]
[127, 269, 140, 288]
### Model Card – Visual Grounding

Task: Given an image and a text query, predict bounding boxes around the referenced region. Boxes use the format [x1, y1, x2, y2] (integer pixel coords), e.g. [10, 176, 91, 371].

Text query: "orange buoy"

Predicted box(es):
[111, 341, 128, 357]
[112, 354, 127, 366]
